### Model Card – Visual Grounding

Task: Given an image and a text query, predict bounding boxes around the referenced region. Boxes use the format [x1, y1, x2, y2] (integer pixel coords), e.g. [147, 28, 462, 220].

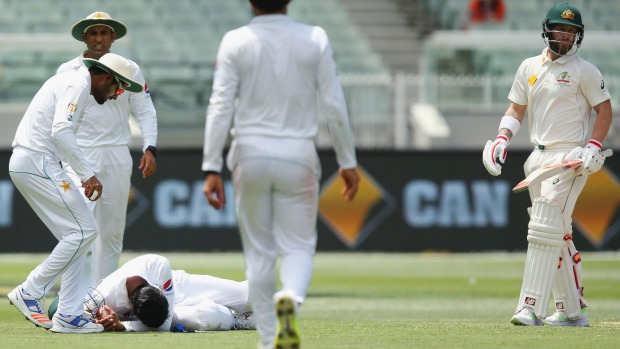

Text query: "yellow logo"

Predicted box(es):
[573, 168, 620, 248]
[59, 180, 72, 192]
[67, 102, 77, 113]
[318, 166, 395, 248]
[528, 74, 538, 87]
[561, 9, 575, 21]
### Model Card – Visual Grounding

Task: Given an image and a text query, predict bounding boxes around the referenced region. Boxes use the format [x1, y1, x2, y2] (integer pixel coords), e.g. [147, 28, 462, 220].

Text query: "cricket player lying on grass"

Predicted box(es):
[50, 254, 255, 332]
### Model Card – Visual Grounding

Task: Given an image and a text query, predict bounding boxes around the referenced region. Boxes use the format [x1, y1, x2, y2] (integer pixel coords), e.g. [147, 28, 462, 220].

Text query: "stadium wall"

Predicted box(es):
[1, 149, 618, 252]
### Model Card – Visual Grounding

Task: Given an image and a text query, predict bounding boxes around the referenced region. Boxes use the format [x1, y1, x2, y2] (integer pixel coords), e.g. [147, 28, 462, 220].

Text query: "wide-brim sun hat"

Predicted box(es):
[83, 53, 143, 93]
[71, 12, 127, 41]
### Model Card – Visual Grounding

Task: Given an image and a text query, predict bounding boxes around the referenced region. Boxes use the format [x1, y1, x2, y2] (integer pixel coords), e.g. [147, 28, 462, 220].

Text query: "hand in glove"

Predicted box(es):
[482, 135, 509, 176]
[581, 139, 606, 175]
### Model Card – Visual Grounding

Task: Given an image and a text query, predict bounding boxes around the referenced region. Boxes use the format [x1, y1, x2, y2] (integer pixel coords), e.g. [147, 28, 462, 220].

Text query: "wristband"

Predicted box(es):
[587, 139, 602, 149]
[145, 145, 157, 158]
[498, 116, 521, 138]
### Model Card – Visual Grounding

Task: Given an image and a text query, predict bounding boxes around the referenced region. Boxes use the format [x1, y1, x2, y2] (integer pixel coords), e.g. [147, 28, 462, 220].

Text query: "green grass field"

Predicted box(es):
[0, 252, 619, 348]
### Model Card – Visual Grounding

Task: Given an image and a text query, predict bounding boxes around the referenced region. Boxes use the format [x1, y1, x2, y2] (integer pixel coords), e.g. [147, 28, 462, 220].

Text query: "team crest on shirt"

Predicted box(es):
[163, 279, 173, 292]
[555, 71, 571, 87]
[59, 180, 72, 192]
[67, 102, 77, 121]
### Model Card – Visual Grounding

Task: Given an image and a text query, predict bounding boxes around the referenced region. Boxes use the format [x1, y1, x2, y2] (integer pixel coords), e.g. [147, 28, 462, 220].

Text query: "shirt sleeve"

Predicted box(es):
[51, 83, 95, 181]
[315, 27, 357, 169]
[128, 65, 158, 151]
[580, 62, 611, 108]
[507, 59, 529, 106]
[201, 32, 238, 173]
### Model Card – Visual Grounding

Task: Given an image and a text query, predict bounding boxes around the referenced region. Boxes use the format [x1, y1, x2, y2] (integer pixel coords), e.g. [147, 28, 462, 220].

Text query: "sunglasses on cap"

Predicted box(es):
[112, 75, 126, 96]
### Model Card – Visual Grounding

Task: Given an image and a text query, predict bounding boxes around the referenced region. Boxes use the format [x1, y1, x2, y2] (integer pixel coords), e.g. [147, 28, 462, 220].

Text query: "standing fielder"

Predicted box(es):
[482, 3, 612, 327]
[57, 12, 158, 286]
[202, 0, 360, 347]
[8, 53, 143, 333]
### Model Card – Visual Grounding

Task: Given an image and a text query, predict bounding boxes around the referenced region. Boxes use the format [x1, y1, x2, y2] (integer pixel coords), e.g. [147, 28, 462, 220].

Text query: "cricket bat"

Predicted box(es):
[512, 149, 613, 193]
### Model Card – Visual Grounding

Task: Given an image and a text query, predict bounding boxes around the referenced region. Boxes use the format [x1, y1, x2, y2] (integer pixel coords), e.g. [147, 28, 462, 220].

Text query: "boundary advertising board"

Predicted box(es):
[1, 149, 618, 252]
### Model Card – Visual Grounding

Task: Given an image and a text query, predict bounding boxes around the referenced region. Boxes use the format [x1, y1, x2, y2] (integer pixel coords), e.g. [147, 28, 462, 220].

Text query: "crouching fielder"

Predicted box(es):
[482, 3, 612, 327]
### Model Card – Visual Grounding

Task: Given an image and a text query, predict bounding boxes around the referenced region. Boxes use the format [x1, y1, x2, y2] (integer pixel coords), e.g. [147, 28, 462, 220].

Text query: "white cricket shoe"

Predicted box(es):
[511, 306, 542, 326]
[233, 312, 256, 330]
[7, 286, 53, 329]
[544, 310, 589, 327]
[50, 313, 104, 333]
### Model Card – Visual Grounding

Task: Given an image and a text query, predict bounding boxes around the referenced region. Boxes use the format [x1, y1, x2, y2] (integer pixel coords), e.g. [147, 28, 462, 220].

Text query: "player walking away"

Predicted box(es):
[8, 53, 143, 333]
[482, 3, 612, 327]
[48, 254, 255, 332]
[57, 12, 158, 287]
[202, 0, 360, 347]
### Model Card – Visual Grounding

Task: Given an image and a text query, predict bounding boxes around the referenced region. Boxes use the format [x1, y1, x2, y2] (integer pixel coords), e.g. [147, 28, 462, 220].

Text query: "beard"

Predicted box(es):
[93, 93, 108, 105]
[549, 40, 574, 56]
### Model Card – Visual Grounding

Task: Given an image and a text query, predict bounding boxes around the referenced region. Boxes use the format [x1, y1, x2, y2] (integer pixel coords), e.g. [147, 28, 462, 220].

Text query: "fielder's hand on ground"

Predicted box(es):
[482, 135, 509, 176]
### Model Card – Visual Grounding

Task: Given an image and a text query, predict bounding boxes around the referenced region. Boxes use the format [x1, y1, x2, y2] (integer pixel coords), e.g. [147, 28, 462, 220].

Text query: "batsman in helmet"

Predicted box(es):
[482, 3, 613, 326]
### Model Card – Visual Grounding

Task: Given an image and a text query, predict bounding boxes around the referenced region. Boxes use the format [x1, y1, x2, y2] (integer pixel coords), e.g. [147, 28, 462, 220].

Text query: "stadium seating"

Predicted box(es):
[420, 0, 620, 84]
[1, 0, 618, 150]
[0, 0, 389, 108]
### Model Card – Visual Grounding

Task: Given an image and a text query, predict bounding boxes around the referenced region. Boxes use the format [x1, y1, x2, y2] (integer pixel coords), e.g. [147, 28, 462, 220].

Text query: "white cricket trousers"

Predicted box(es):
[229, 136, 320, 346]
[524, 146, 587, 229]
[66, 145, 132, 286]
[172, 270, 251, 331]
[9, 147, 98, 316]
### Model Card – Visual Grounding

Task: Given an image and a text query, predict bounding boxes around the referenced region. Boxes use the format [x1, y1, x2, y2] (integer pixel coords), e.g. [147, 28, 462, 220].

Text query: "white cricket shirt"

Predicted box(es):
[57, 55, 157, 152]
[508, 48, 610, 147]
[202, 14, 356, 172]
[94, 254, 175, 332]
[12, 68, 95, 181]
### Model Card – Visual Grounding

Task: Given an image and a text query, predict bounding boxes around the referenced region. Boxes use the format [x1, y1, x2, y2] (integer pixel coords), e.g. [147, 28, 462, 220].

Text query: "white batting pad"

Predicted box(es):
[552, 237, 587, 319]
[517, 198, 565, 319]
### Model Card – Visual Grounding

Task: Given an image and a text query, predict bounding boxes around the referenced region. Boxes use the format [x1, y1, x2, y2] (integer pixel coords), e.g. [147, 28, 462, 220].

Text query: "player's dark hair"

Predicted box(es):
[250, 0, 290, 12]
[131, 284, 169, 328]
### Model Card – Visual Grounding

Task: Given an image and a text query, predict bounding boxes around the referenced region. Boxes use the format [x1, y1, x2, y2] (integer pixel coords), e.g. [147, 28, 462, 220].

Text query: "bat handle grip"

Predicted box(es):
[602, 149, 613, 158]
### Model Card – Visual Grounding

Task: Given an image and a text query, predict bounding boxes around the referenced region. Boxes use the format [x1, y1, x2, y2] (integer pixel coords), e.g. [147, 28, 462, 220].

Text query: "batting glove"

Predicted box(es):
[581, 139, 605, 175]
[482, 135, 509, 176]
